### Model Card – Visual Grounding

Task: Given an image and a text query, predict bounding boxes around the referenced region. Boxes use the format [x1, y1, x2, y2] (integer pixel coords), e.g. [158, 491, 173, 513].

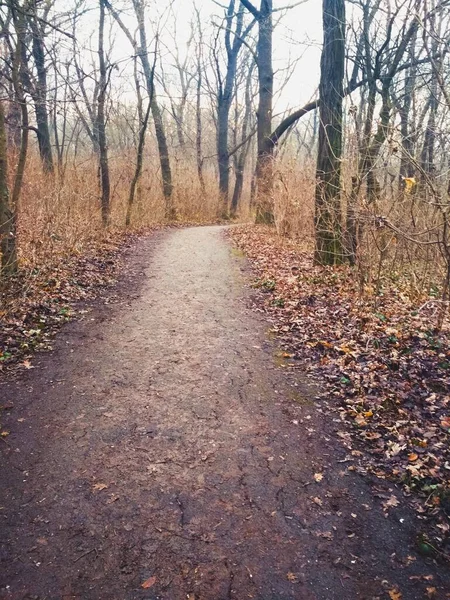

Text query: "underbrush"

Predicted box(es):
[229, 224, 450, 557]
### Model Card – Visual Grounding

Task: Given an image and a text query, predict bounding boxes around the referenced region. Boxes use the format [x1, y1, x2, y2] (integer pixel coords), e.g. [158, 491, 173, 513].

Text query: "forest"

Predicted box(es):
[0, 0, 448, 289]
[2, 1, 450, 596]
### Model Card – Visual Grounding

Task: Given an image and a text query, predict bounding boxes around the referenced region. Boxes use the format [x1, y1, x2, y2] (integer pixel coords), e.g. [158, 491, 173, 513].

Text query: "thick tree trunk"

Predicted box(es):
[254, 0, 274, 224]
[314, 0, 346, 265]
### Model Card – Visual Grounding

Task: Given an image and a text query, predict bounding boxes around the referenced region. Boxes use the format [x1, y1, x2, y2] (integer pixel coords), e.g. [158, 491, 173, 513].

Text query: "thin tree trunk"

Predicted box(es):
[0, 101, 17, 274]
[231, 60, 254, 216]
[97, 0, 110, 227]
[196, 62, 206, 195]
[126, 98, 152, 227]
[132, 0, 174, 219]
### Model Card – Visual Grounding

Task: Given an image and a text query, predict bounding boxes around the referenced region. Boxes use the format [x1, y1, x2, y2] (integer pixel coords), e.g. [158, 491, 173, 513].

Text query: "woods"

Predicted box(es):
[2, 1, 450, 589]
[0, 0, 450, 310]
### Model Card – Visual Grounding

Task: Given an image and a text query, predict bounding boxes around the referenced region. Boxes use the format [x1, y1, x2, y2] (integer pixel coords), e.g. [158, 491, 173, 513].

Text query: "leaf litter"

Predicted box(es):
[228, 225, 450, 557]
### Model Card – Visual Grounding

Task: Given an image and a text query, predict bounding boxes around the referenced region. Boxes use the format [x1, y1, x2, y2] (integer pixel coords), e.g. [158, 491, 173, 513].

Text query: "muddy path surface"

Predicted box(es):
[1, 226, 449, 600]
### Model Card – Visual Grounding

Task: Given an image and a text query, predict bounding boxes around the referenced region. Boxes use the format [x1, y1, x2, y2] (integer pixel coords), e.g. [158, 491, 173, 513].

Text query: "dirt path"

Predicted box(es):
[1, 226, 449, 600]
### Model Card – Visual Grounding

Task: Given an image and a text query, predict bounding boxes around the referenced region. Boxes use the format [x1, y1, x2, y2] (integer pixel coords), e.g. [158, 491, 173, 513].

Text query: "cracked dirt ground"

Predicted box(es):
[1, 226, 450, 600]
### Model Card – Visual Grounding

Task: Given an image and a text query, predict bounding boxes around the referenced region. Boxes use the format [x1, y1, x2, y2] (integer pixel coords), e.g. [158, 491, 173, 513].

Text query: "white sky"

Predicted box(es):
[64, 0, 324, 115]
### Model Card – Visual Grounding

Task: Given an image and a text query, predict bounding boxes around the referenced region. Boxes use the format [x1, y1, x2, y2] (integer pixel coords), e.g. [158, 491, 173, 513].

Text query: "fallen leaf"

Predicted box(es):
[382, 495, 400, 511]
[141, 576, 156, 589]
[314, 473, 323, 482]
[440, 416, 450, 429]
[92, 483, 108, 491]
[287, 572, 299, 583]
[389, 588, 402, 600]
[408, 453, 419, 462]
[354, 414, 367, 427]
[312, 497, 323, 506]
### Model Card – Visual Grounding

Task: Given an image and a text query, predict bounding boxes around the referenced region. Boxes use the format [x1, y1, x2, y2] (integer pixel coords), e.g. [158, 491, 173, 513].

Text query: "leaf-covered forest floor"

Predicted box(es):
[228, 225, 450, 558]
[0, 231, 140, 373]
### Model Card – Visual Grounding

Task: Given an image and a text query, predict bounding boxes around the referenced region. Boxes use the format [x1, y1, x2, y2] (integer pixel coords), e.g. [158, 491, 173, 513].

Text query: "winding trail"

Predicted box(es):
[1, 226, 449, 599]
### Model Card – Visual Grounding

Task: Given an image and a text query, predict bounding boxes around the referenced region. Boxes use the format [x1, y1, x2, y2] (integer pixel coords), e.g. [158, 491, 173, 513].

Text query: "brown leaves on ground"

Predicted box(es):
[228, 225, 450, 555]
[0, 233, 138, 372]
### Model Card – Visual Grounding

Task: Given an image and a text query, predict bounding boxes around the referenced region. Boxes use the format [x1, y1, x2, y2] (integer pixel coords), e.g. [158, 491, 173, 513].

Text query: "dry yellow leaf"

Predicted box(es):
[389, 588, 402, 600]
[314, 473, 323, 482]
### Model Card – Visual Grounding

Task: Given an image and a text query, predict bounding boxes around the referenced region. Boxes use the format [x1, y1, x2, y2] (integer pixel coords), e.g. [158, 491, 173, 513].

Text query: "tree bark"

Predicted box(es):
[28, 4, 54, 174]
[97, 0, 110, 227]
[314, 0, 346, 265]
[0, 101, 17, 274]
[132, 0, 174, 219]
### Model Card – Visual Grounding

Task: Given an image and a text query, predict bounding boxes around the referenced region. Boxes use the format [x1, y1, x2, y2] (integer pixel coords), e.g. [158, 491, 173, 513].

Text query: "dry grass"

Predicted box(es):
[12, 152, 221, 277]
[4, 146, 450, 313]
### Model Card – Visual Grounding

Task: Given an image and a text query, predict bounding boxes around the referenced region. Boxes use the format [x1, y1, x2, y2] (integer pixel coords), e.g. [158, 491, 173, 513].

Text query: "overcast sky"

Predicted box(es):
[65, 0, 324, 115]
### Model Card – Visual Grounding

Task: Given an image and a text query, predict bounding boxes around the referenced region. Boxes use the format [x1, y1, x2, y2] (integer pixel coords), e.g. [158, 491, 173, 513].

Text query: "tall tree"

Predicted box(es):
[96, 0, 111, 227]
[0, 100, 16, 274]
[213, 1, 255, 214]
[314, 0, 346, 265]
[105, 0, 175, 219]
[27, 0, 55, 174]
[240, 0, 274, 223]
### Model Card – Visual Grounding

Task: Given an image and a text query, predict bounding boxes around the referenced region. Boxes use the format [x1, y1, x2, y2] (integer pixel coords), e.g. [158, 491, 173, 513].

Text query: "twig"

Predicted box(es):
[74, 547, 97, 563]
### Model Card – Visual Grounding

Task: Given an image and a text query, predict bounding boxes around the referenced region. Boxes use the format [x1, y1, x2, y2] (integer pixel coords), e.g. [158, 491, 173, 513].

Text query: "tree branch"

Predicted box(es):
[239, 0, 260, 19]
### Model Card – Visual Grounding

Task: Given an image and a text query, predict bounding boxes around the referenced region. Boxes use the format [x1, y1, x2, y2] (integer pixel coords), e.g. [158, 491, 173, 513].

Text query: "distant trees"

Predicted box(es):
[2, 0, 450, 292]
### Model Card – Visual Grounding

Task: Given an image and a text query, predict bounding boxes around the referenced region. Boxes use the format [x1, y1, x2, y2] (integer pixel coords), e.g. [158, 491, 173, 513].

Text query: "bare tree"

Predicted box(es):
[314, 0, 346, 265]
[97, 0, 111, 227]
[105, 0, 175, 219]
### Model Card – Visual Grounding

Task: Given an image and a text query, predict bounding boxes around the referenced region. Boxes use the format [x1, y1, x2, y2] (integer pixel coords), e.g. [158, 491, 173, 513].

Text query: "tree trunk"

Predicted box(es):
[314, 0, 346, 265]
[29, 10, 54, 174]
[97, 0, 110, 227]
[133, 0, 174, 219]
[216, 2, 247, 215]
[0, 101, 17, 275]
[196, 62, 206, 195]
[126, 99, 152, 227]
[231, 60, 254, 216]
[254, 0, 274, 224]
